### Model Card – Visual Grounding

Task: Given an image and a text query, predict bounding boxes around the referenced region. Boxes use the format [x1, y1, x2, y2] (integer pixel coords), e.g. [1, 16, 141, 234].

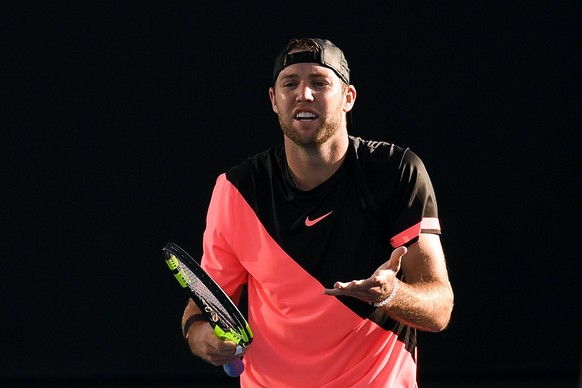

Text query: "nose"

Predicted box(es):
[296, 83, 314, 102]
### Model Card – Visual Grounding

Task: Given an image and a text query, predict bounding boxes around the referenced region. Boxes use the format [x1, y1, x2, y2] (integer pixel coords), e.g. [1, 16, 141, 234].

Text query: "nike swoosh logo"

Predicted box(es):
[305, 211, 333, 227]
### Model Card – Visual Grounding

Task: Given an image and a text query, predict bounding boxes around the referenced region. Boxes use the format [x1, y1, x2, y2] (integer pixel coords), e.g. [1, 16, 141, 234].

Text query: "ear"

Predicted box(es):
[269, 87, 279, 114]
[343, 84, 357, 113]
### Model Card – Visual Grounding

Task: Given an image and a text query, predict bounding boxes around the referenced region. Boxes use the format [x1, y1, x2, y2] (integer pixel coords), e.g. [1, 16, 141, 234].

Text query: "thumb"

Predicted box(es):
[387, 246, 407, 271]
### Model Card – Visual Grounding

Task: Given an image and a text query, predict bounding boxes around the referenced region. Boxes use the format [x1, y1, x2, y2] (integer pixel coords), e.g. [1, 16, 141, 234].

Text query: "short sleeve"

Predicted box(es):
[387, 149, 440, 248]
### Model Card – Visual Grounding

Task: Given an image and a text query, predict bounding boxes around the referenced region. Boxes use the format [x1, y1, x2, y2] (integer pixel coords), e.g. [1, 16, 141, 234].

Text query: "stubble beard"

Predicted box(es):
[279, 103, 345, 148]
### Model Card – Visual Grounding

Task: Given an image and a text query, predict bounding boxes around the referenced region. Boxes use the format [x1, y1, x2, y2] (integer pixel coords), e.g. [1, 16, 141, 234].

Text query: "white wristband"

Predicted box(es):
[373, 279, 400, 308]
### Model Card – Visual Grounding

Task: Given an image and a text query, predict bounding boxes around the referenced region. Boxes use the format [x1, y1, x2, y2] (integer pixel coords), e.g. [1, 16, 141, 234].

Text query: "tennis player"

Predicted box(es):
[182, 37, 454, 387]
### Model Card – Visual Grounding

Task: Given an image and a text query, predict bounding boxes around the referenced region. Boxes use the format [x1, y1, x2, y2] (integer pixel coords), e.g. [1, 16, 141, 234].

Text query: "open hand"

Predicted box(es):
[322, 246, 407, 305]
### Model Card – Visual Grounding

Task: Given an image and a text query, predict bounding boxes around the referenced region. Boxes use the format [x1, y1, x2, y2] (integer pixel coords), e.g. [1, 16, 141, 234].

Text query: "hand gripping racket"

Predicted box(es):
[163, 242, 253, 377]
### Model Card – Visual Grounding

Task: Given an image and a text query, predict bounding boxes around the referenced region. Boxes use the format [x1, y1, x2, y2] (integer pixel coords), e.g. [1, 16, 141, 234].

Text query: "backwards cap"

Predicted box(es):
[272, 38, 350, 85]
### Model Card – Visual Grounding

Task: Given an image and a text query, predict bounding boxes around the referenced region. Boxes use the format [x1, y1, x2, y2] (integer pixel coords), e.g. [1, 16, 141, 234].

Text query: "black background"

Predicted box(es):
[2, 1, 580, 386]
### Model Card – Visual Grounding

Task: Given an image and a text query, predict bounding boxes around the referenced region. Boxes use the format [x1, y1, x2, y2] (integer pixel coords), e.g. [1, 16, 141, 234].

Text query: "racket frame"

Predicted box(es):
[163, 242, 253, 347]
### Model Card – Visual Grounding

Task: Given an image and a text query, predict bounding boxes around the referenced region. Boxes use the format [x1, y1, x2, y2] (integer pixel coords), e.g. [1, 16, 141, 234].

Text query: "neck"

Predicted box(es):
[285, 131, 349, 191]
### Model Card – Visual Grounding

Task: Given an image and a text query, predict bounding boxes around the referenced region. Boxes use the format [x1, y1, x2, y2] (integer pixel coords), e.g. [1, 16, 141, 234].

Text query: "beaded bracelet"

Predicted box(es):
[373, 279, 400, 308]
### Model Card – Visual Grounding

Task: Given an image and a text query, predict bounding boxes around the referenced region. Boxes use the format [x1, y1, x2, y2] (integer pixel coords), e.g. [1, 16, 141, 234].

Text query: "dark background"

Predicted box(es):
[2, 1, 580, 386]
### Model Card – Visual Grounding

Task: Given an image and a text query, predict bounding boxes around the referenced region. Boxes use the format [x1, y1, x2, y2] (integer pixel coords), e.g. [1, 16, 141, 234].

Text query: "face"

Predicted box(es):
[269, 61, 356, 148]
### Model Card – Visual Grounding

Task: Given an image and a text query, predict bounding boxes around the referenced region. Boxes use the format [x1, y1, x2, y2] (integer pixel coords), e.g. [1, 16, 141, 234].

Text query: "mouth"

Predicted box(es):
[294, 111, 319, 121]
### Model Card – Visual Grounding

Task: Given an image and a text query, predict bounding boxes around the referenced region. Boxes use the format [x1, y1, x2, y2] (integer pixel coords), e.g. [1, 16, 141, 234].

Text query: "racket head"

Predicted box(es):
[163, 242, 253, 347]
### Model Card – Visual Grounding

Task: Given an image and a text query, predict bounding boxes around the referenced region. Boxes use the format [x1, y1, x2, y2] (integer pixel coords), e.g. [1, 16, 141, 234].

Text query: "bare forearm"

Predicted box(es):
[381, 280, 454, 332]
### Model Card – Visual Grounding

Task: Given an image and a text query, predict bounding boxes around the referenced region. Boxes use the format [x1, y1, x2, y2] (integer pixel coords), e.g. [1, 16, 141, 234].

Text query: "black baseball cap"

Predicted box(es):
[272, 38, 350, 85]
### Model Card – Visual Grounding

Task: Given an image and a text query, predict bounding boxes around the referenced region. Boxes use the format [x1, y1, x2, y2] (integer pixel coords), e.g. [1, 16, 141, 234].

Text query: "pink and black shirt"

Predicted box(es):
[201, 136, 440, 387]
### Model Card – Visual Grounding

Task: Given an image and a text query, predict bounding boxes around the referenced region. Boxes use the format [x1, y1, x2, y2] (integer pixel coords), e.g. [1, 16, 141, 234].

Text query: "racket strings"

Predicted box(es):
[179, 262, 243, 338]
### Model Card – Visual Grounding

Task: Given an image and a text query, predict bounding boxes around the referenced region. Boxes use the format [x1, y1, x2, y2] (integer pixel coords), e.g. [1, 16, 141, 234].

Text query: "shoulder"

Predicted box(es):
[350, 136, 426, 173]
[225, 144, 285, 186]
[350, 135, 407, 178]
[351, 136, 406, 164]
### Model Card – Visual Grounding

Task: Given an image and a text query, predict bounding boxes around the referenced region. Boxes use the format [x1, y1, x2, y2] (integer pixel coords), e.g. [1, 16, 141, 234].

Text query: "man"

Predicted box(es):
[182, 38, 454, 387]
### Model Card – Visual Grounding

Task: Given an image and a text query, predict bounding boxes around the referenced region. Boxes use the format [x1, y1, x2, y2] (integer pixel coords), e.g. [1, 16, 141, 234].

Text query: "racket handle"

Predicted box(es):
[223, 358, 244, 377]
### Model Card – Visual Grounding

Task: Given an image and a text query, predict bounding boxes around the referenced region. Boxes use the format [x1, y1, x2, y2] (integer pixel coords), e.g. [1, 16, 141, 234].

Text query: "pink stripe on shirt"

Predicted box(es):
[390, 217, 441, 247]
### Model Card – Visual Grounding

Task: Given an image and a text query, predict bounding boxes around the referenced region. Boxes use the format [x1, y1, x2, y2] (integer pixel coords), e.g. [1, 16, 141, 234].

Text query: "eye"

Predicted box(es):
[281, 81, 298, 89]
[313, 80, 331, 89]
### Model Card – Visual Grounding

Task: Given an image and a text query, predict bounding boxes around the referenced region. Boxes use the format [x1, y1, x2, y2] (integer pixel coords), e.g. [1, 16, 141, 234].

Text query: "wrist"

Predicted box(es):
[373, 278, 400, 308]
[182, 313, 208, 339]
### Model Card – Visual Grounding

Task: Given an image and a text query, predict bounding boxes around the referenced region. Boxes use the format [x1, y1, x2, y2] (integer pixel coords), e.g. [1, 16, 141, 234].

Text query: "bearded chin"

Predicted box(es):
[279, 115, 342, 147]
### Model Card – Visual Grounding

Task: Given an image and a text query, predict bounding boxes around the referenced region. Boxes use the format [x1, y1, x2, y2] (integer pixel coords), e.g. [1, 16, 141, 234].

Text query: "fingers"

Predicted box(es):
[187, 325, 246, 366]
[334, 279, 364, 289]
[322, 246, 407, 300]
[205, 340, 246, 366]
[214, 339, 242, 355]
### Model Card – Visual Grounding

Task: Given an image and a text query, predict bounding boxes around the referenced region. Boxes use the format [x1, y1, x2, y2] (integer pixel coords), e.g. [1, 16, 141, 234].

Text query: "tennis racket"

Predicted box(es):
[162, 242, 253, 377]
